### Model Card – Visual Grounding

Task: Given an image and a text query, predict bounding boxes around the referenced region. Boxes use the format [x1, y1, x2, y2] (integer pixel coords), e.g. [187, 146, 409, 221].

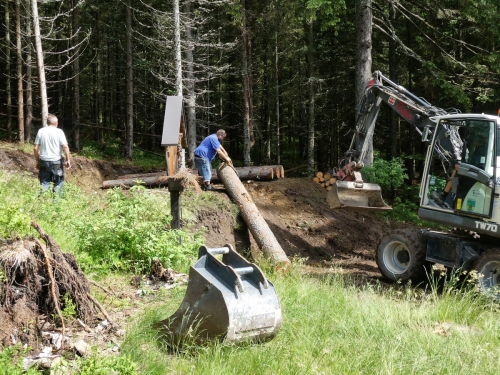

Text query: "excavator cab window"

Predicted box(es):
[421, 118, 496, 219]
[454, 120, 496, 218]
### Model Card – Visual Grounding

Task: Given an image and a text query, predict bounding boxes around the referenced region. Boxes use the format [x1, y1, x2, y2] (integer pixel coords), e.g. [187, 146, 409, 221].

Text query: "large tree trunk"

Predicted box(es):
[25, 2, 33, 143]
[5, 0, 12, 141]
[125, 0, 133, 159]
[15, 0, 24, 145]
[241, 0, 253, 167]
[389, 9, 399, 160]
[31, 0, 48, 126]
[217, 164, 290, 271]
[306, 19, 316, 178]
[72, 0, 81, 151]
[184, 0, 196, 164]
[355, 0, 373, 166]
[275, 30, 280, 166]
[173, 0, 182, 96]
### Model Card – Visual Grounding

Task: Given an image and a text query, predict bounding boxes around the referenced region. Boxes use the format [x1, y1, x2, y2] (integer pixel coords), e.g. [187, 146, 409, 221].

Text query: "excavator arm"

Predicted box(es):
[329, 71, 462, 210]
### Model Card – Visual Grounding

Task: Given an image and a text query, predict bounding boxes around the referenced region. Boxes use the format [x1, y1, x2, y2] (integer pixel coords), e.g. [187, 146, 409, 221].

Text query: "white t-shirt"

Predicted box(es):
[34, 126, 68, 162]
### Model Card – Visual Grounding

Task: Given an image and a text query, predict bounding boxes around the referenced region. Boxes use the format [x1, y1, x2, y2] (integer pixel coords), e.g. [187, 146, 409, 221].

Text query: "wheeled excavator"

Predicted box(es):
[328, 71, 500, 298]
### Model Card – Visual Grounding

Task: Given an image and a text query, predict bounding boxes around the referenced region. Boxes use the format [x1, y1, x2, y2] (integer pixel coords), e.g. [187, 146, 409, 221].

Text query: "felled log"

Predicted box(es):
[102, 174, 170, 189]
[116, 172, 167, 180]
[210, 166, 275, 183]
[105, 165, 285, 188]
[217, 163, 290, 272]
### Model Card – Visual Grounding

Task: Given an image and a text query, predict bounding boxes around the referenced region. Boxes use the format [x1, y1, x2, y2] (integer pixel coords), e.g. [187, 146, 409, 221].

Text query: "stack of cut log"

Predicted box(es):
[312, 171, 336, 191]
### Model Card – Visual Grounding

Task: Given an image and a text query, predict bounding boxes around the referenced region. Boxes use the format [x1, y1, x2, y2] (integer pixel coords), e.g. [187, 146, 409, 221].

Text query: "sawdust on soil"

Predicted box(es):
[0, 143, 412, 361]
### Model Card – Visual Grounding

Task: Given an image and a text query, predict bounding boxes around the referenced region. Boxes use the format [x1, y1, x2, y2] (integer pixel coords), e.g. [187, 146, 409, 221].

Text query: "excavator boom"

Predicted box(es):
[328, 71, 461, 210]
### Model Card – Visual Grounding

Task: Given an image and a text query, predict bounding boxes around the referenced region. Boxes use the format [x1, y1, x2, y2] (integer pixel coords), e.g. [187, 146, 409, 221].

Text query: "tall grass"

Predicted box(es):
[122, 266, 500, 375]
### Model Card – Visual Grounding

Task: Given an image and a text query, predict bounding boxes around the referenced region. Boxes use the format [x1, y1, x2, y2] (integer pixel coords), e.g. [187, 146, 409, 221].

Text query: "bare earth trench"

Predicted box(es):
[0, 143, 413, 364]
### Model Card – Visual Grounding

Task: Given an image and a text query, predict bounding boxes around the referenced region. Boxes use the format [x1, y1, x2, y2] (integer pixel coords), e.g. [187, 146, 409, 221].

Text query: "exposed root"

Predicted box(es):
[33, 238, 66, 337]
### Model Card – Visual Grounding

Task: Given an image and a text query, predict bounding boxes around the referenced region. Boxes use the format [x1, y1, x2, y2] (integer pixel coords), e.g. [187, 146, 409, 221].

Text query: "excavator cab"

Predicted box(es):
[420, 116, 498, 220]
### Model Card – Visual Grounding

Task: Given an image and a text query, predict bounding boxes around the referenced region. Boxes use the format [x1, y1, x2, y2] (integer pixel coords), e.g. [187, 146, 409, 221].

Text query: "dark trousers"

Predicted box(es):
[39, 159, 65, 196]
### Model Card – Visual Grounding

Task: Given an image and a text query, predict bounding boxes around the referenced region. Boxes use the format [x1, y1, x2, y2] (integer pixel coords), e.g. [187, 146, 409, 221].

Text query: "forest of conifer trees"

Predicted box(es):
[1, 0, 499, 177]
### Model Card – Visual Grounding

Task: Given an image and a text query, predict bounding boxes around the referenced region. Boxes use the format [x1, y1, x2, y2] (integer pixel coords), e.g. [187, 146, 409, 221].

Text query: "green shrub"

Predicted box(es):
[0, 344, 39, 375]
[362, 156, 408, 191]
[71, 185, 204, 273]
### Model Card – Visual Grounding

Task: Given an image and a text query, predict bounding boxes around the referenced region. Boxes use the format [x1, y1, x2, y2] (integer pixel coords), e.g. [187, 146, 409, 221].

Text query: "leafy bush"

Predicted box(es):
[71, 185, 204, 273]
[362, 156, 408, 191]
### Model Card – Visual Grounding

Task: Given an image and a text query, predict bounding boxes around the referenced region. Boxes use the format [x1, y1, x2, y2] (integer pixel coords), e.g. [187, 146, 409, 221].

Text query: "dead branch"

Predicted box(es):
[86, 293, 114, 325]
[89, 280, 116, 297]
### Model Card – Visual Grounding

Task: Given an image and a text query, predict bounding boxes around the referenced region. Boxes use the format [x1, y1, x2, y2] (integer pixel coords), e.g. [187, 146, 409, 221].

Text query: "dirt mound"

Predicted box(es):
[0, 142, 157, 191]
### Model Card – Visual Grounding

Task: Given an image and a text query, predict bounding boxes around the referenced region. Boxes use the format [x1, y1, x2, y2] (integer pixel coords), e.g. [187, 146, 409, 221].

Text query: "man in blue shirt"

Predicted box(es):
[194, 129, 231, 191]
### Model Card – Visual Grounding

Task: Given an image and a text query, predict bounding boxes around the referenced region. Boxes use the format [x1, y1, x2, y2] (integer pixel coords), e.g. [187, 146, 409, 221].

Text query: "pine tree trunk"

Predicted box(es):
[217, 164, 290, 271]
[25, 3, 33, 143]
[184, 0, 196, 163]
[173, 0, 182, 96]
[5, 0, 12, 141]
[275, 29, 280, 165]
[72, 0, 81, 151]
[241, 0, 253, 167]
[307, 19, 315, 178]
[355, 0, 372, 166]
[31, 0, 48, 126]
[15, 0, 24, 145]
[125, 0, 133, 159]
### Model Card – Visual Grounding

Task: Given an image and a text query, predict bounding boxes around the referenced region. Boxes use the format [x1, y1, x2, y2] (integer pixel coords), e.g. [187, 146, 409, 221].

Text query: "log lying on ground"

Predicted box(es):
[217, 163, 290, 272]
[103, 165, 285, 189]
[102, 174, 171, 189]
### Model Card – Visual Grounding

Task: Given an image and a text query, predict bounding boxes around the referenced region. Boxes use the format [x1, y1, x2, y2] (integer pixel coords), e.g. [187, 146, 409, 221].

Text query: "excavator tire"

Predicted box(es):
[376, 228, 431, 282]
[473, 249, 500, 301]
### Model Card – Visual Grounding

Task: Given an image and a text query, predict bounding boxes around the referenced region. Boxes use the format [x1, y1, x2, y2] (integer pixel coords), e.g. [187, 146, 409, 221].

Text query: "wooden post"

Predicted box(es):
[170, 190, 180, 229]
[167, 179, 184, 231]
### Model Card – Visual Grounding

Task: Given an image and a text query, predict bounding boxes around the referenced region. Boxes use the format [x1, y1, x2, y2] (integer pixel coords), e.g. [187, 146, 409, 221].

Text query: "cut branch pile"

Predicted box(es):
[312, 171, 336, 191]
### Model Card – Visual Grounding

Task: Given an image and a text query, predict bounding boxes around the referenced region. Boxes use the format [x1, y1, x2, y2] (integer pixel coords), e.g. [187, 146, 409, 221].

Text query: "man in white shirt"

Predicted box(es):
[34, 114, 71, 196]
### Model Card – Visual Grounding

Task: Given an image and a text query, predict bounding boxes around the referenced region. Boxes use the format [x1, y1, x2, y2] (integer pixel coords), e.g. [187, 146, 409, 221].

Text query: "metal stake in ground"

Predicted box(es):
[217, 162, 290, 272]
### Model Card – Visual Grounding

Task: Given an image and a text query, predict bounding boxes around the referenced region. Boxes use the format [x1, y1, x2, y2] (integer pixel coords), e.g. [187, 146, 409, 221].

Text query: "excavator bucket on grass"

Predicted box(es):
[158, 244, 282, 348]
[326, 181, 392, 211]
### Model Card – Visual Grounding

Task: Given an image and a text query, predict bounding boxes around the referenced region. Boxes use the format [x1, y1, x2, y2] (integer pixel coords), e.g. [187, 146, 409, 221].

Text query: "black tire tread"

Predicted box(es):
[376, 228, 430, 282]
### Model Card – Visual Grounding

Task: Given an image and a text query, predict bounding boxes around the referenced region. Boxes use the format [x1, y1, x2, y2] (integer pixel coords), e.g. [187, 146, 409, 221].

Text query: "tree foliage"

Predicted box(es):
[0, 0, 499, 187]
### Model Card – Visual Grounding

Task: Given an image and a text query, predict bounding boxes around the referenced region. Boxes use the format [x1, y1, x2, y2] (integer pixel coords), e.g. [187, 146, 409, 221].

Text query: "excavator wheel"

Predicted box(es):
[474, 249, 500, 301]
[376, 228, 431, 282]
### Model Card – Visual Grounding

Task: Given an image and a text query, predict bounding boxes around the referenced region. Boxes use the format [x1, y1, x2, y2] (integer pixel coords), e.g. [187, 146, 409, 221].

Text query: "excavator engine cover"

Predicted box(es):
[158, 244, 282, 347]
[327, 181, 392, 211]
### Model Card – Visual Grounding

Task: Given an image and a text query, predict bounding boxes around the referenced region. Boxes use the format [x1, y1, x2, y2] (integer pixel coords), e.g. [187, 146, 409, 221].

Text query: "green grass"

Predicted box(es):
[121, 267, 500, 375]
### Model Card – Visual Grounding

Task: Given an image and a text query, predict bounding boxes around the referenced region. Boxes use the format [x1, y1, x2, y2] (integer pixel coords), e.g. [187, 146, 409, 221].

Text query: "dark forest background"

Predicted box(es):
[1, 0, 499, 179]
